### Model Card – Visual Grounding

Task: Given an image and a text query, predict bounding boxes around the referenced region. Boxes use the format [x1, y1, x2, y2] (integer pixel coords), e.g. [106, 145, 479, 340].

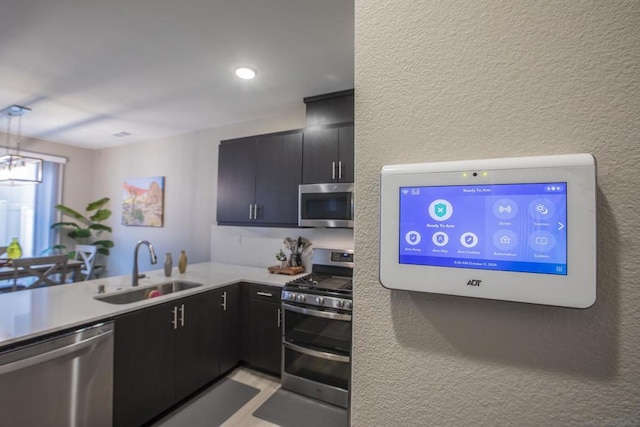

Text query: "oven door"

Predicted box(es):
[282, 302, 351, 408]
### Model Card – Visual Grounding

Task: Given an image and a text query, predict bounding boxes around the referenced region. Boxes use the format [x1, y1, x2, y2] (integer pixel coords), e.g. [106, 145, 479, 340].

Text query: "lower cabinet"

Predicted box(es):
[113, 282, 282, 426]
[113, 290, 220, 427]
[219, 284, 241, 374]
[243, 283, 282, 376]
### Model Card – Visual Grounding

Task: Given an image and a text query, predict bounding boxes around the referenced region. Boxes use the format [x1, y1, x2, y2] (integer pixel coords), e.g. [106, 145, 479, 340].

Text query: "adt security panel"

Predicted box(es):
[379, 154, 596, 308]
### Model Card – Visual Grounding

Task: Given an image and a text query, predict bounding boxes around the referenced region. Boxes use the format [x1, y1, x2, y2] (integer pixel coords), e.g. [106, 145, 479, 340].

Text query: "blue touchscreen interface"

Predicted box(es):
[399, 182, 567, 275]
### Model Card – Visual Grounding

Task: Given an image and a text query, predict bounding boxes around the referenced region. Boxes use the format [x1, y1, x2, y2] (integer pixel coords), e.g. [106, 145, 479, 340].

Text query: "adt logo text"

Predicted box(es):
[467, 279, 481, 287]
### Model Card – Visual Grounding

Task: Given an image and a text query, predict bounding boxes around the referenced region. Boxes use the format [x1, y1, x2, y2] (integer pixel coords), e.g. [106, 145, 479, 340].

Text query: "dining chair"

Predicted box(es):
[73, 244, 98, 281]
[12, 254, 69, 290]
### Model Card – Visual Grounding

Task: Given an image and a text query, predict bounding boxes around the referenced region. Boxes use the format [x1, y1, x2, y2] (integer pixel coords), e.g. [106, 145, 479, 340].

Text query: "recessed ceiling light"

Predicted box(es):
[235, 67, 256, 80]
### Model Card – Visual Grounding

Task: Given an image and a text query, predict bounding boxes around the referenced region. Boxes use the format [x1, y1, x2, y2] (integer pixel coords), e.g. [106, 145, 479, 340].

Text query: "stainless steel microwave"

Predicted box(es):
[298, 183, 354, 228]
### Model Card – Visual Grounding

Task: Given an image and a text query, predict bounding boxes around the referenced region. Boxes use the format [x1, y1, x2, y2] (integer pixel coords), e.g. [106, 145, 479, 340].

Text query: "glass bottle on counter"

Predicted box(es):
[164, 253, 173, 277]
[178, 250, 188, 273]
[7, 238, 22, 259]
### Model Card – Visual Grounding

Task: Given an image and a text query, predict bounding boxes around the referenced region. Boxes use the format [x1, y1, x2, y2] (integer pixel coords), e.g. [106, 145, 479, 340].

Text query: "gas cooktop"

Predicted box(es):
[285, 273, 353, 296]
[283, 248, 354, 308]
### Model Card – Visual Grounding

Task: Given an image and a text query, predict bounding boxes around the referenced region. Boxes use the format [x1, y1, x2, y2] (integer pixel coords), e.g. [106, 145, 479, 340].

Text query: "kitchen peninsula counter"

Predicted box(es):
[0, 262, 303, 350]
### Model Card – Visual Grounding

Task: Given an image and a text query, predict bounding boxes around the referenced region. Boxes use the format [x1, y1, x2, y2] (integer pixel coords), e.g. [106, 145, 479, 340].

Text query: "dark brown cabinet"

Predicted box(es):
[218, 284, 241, 374]
[174, 292, 220, 402]
[113, 291, 220, 427]
[242, 283, 282, 376]
[217, 130, 303, 226]
[302, 124, 354, 184]
[304, 89, 354, 127]
[113, 282, 283, 426]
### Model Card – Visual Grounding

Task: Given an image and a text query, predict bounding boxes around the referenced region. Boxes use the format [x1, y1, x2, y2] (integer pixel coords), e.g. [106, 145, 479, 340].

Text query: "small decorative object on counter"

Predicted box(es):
[7, 238, 22, 259]
[164, 253, 173, 277]
[178, 250, 188, 273]
[276, 249, 287, 269]
[283, 236, 310, 268]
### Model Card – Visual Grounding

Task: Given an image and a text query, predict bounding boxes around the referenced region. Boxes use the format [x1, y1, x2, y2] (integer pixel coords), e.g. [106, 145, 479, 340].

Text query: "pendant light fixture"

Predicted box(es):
[0, 105, 43, 185]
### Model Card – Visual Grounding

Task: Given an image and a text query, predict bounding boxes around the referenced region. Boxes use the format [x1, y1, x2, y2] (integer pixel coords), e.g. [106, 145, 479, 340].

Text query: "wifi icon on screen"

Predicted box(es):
[402, 189, 410, 195]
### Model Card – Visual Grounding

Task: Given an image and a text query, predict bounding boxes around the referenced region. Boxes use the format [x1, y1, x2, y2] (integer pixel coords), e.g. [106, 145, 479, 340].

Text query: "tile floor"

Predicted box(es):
[154, 368, 285, 426]
[221, 368, 283, 426]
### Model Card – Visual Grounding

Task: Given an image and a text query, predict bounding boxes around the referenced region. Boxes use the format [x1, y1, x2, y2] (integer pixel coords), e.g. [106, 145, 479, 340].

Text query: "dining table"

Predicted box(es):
[0, 259, 85, 290]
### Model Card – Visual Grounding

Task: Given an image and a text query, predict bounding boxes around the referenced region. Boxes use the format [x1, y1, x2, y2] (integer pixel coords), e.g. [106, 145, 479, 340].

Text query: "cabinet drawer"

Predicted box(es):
[247, 284, 281, 303]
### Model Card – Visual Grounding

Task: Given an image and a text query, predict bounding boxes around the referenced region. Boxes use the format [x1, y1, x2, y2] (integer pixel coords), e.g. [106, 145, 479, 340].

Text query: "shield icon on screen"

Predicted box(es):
[434, 203, 447, 218]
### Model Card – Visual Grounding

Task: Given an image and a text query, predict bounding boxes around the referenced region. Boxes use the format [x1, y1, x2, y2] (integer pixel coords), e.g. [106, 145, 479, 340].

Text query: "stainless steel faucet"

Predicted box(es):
[132, 240, 158, 286]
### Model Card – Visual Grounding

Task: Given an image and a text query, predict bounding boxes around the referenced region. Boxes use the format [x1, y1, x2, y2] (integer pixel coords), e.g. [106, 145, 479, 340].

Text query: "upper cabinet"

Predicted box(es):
[302, 90, 354, 184]
[217, 130, 303, 226]
[304, 89, 354, 127]
[216, 89, 353, 227]
[302, 124, 354, 184]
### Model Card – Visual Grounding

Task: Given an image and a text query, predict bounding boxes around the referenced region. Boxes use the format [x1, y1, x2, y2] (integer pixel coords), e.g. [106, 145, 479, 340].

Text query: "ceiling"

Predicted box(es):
[0, 0, 354, 149]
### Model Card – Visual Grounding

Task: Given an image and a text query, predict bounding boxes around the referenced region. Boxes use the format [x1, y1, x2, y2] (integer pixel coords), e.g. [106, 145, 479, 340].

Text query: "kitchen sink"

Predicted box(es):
[94, 280, 203, 304]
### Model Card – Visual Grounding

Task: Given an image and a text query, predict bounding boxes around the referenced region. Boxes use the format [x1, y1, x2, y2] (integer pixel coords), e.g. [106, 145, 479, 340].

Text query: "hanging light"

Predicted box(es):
[0, 105, 43, 185]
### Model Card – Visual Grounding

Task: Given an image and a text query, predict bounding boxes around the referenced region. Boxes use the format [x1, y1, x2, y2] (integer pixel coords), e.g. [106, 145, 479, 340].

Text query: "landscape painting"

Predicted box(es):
[122, 176, 165, 227]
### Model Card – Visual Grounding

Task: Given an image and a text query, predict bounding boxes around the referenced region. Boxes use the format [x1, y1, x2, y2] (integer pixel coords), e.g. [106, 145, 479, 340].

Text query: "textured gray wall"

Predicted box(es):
[353, 1, 639, 425]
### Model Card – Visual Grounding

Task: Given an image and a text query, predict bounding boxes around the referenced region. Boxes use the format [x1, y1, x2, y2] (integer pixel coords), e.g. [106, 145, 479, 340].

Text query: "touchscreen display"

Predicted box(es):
[399, 182, 567, 275]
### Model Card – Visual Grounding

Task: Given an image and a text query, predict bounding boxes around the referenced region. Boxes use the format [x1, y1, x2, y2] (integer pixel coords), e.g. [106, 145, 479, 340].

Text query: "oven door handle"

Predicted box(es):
[282, 303, 352, 321]
[283, 341, 350, 363]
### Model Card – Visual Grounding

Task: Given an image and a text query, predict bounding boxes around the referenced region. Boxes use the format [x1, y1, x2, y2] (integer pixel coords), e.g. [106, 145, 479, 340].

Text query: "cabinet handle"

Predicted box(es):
[221, 291, 227, 311]
[172, 306, 178, 330]
[338, 161, 343, 180]
[332, 162, 336, 180]
[277, 308, 281, 328]
[253, 204, 258, 220]
[179, 304, 185, 327]
[256, 291, 272, 297]
[249, 204, 253, 220]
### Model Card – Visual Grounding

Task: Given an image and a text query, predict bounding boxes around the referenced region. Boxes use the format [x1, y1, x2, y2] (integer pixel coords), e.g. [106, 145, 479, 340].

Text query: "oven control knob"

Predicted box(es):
[336, 300, 344, 308]
[315, 297, 325, 305]
[346, 301, 352, 309]
[288, 293, 296, 301]
[296, 294, 306, 303]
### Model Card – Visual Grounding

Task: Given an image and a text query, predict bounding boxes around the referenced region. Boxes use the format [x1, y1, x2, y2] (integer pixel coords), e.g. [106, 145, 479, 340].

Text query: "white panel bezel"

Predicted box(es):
[379, 154, 596, 308]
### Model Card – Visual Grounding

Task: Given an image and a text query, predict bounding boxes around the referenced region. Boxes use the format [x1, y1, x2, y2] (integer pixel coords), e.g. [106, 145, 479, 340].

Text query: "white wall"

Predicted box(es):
[210, 225, 353, 271]
[354, 1, 639, 425]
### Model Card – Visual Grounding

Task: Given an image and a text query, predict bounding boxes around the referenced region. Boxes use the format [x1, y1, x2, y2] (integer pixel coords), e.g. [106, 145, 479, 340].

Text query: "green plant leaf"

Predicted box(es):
[86, 197, 110, 212]
[50, 221, 81, 230]
[93, 240, 115, 248]
[97, 248, 110, 256]
[69, 228, 91, 239]
[55, 205, 91, 225]
[90, 209, 112, 222]
[89, 224, 112, 233]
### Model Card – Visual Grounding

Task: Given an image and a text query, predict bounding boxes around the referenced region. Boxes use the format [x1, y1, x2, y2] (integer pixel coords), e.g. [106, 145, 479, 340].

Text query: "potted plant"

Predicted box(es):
[49, 197, 114, 275]
[276, 249, 288, 268]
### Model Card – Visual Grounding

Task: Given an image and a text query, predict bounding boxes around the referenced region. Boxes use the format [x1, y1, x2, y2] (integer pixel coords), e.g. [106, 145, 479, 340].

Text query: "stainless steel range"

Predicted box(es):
[281, 248, 353, 409]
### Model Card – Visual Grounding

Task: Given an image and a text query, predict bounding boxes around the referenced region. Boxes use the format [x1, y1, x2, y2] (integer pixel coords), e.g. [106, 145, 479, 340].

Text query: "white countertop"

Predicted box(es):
[0, 262, 304, 350]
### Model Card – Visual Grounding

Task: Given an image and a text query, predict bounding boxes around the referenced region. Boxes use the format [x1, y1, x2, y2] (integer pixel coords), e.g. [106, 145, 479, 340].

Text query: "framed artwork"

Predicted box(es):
[122, 176, 165, 227]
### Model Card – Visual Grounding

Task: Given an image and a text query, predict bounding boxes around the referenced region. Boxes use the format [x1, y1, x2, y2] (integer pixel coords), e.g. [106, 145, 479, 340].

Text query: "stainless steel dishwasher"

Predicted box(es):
[0, 322, 114, 427]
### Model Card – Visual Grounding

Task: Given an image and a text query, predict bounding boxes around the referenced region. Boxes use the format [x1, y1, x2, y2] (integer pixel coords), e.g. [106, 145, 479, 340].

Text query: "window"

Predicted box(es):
[0, 157, 64, 257]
